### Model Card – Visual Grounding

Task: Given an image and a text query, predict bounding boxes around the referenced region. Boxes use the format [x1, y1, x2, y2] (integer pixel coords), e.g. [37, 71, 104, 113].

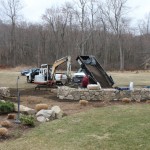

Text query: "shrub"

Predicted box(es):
[122, 98, 131, 103]
[7, 113, 16, 119]
[0, 128, 8, 136]
[20, 114, 35, 127]
[1, 120, 12, 128]
[35, 104, 48, 112]
[0, 101, 14, 114]
[79, 100, 89, 106]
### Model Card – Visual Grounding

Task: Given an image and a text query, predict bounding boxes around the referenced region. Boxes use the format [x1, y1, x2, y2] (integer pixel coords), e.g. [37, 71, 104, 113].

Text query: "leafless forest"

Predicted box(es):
[0, 0, 150, 70]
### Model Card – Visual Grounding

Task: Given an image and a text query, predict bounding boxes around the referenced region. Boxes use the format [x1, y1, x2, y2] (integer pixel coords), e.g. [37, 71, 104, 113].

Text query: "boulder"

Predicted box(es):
[0, 87, 10, 97]
[51, 89, 57, 94]
[87, 84, 101, 90]
[14, 103, 36, 115]
[0, 100, 6, 103]
[37, 116, 47, 123]
[51, 106, 63, 119]
[36, 109, 55, 120]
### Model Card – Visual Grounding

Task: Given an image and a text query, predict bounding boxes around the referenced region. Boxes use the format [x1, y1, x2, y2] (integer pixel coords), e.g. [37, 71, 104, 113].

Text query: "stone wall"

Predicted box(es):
[57, 86, 150, 101]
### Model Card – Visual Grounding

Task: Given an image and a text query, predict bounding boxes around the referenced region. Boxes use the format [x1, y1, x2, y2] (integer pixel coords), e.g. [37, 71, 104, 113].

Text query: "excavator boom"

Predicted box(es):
[51, 56, 71, 80]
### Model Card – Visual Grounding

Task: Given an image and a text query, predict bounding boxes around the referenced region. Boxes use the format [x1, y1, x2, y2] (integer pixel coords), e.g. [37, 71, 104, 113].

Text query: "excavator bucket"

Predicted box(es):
[76, 55, 114, 88]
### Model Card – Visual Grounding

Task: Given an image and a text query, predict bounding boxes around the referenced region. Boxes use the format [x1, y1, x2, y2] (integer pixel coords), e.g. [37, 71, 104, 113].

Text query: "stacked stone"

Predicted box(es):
[58, 86, 150, 101]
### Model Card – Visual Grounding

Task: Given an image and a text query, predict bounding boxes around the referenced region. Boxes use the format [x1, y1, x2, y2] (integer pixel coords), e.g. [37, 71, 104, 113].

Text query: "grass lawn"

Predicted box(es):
[0, 70, 150, 88]
[0, 70, 35, 89]
[109, 71, 150, 87]
[1, 104, 150, 150]
[1, 70, 150, 149]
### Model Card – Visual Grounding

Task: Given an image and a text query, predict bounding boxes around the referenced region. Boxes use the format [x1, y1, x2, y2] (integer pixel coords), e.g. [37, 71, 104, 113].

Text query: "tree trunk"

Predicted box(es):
[118, 38, 124, 70]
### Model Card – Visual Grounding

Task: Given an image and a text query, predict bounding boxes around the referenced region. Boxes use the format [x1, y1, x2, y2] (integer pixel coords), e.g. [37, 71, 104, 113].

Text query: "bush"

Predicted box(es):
[0, 128, 8, 136]
[20, 115, 35, 127]
[35, 104, 48, 112]
[1, 120, 12, 128]
[0, 101, 14, 114]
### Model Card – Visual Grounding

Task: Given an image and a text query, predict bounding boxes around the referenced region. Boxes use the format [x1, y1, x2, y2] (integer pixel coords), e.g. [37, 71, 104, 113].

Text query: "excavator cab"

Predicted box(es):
[34, 64, 52, 84]
[34, 56, 71, 87]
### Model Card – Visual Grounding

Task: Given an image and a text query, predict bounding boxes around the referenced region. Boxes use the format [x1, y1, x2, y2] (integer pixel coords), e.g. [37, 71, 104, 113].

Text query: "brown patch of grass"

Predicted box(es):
[146, 100, 150, 103]
[21, 96, 43, 104]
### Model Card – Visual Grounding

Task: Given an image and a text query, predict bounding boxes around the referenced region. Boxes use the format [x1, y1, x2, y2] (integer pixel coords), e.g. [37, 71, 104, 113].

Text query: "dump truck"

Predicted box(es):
[76, 55, 114, 88]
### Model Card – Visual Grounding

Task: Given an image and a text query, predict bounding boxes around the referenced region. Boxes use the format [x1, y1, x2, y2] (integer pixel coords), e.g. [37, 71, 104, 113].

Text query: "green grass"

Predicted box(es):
[0, 70, 35, 89]
[1, 70, 150, 149]
[1, 104, 150, 150]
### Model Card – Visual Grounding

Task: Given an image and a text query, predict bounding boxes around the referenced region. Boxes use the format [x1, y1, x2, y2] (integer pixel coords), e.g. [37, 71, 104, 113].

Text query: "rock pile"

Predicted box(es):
[14, 103, 63, 123]
[14, 103, 36, 115]
[0, 87, 10, 97]
[36, 105, 63, 122]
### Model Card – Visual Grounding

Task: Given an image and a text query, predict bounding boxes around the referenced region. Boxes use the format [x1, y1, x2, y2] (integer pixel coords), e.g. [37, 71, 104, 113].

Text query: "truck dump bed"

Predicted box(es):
[76, 56, 114, 88]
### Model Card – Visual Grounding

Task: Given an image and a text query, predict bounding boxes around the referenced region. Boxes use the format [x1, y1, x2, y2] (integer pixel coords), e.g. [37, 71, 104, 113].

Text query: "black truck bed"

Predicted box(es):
[76, 56, 114, 88]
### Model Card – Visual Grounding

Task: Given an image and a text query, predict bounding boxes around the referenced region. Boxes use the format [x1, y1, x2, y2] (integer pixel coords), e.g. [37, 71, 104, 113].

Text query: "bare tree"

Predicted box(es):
[99, 0, 129, 70]
[72, 0, 89, 55]
[88, 0, 98, 54]
[0, 0, 22, 66]
[42, 6, 70, 59]
[138, 13, 150, 35]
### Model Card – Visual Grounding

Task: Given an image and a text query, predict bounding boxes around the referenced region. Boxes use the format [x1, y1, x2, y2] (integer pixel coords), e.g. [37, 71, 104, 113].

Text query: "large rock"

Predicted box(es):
[37, 116, 47, 123]
[36, 109, 55, 120]
[51, 106, 63, 119]
[0, 87, 10, 97]
[14, 103, 36, 115]
[87, 84, 101, 90]
[0, 100, 6, 103]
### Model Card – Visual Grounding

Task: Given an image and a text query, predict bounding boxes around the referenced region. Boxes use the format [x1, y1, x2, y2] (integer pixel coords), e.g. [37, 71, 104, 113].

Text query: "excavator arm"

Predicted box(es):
[51, 56, 71, 80]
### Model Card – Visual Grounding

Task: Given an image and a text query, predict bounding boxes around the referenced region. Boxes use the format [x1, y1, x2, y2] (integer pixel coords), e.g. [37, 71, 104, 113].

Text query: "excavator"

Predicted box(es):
[34, 56, 71, 88]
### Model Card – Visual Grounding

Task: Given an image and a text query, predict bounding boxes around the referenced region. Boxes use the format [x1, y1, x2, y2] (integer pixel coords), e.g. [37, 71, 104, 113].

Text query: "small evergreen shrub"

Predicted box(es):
[0, 101, 14, 114]
[20, 115, 35, 127]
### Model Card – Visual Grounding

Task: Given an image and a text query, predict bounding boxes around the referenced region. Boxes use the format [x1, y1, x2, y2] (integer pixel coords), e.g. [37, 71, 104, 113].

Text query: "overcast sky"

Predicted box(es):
[22, 0, 66, 22]
[21, 0, 150, 23]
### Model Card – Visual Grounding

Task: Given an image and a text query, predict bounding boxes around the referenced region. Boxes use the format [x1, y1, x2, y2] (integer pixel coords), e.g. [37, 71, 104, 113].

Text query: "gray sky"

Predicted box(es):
[22, 0, 150, 23]
[22, 0, 66, 22]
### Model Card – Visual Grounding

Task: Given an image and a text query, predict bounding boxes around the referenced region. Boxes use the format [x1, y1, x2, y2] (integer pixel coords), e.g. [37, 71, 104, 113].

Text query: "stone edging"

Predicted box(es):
[57, 86, 150, 101]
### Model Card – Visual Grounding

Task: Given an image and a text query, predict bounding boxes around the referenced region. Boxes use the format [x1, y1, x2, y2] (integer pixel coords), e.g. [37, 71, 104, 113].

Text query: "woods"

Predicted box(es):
[0, 0, 150, 70]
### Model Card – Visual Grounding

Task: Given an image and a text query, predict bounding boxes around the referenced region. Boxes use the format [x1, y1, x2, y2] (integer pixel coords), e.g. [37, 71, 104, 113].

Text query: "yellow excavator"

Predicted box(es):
[34, 56, 71, 87]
